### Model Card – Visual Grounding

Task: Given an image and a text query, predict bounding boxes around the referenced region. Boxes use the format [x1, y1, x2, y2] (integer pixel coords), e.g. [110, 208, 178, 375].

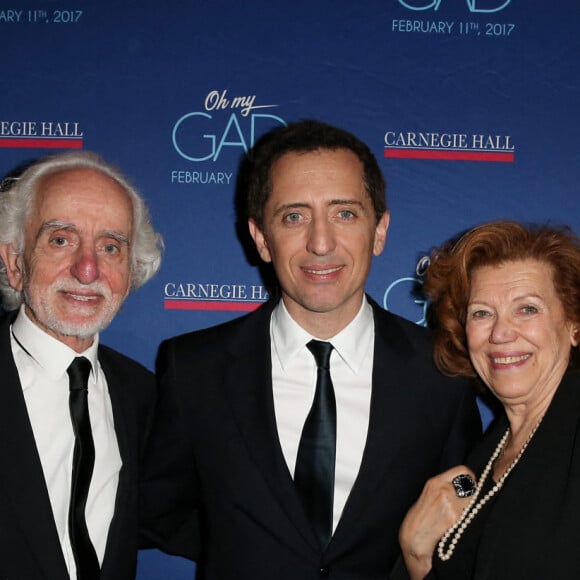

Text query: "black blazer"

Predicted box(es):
[141, 299, 481, 579]
[428, 369, 580, 579]
[0, 313, 156, 580]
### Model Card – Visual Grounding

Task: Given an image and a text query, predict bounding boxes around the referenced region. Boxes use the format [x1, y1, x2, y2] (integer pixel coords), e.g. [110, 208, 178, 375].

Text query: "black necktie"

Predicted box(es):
[67, 357, 100, 580]
[294, 340, 336, 548]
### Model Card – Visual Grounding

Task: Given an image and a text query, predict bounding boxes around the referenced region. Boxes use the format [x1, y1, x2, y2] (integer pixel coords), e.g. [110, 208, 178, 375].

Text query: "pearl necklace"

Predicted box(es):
[437, 417, 543, 562]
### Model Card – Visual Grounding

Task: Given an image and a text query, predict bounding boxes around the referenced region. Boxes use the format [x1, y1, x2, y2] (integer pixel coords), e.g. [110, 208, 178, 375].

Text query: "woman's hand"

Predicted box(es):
[398, 466, 477, 580]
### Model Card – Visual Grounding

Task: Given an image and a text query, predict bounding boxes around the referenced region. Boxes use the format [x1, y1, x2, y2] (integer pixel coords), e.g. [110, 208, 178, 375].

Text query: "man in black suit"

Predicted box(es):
[141, 120, 481, 579]
[0, 151, 163, 579]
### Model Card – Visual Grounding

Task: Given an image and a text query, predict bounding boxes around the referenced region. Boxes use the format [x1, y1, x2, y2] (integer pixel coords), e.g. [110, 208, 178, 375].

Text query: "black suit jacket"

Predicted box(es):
[427, 369, 580, 580]
[141, 299, 481, 579]
[0, 313, 156, 580]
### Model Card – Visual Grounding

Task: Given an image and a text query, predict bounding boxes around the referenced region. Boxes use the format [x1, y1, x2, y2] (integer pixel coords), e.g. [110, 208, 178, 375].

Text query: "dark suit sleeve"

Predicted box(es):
[388, 381, 481, 580]
[438, 378, 482, 471]
[139, 339, 201, 560]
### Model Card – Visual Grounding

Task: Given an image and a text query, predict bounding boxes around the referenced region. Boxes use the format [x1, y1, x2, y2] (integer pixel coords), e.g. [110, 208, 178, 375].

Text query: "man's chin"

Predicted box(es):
[48, 315, 113, 340]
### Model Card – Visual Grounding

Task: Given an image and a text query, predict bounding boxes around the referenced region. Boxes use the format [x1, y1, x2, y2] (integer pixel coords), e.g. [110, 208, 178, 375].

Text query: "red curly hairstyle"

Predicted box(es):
[424, 221, 580, 377]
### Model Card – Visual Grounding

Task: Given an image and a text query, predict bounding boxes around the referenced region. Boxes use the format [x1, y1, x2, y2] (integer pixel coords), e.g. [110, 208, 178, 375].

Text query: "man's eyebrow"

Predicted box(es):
[35, 220, 74, 243]
[36, 221, 130, 245]
[328, 199, 365, 208]
[102, 231, 130, 245]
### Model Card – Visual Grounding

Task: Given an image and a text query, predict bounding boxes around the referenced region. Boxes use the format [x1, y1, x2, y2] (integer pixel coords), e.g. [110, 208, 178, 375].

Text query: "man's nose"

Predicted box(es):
[306, 218, 336, 256]
[70, 245, 99, 284]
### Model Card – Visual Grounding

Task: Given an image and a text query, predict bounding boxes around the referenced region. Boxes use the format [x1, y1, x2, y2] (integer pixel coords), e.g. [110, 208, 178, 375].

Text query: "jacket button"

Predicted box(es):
[319, 567, 329, 576]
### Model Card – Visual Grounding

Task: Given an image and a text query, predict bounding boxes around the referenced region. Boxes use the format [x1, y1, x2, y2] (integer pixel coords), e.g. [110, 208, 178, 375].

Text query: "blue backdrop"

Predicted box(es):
[2, 1, 579, 577]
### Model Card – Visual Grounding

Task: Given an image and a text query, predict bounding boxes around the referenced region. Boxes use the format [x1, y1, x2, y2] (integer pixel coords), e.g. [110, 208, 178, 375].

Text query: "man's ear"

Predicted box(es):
[373, 210, 390, 257]
[248, 219, 272, 263]
[570, 322, 580, 347]
[0, 244, 24, 291]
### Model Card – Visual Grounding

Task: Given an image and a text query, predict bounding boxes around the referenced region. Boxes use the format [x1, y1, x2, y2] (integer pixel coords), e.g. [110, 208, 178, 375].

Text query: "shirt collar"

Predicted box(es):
[271, 297, 374, 375]
[11, 305, 100, 381]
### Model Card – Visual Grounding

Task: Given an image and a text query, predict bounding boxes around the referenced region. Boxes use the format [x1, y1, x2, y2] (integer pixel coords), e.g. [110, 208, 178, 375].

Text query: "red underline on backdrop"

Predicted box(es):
[0, 138, 83, 149]
[384, 149, 514, 162]
[164, 300, 264, 312]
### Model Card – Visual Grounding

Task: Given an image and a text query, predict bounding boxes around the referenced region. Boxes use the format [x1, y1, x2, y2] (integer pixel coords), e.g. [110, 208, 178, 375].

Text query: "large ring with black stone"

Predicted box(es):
[451, 474, 476, 498]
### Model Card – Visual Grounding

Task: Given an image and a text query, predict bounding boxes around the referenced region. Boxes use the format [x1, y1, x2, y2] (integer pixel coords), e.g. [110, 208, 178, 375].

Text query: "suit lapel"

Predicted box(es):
[97, 350, 129, 566]
[0, 315, 69, 578]
[221, 302, 318, 548]
[331, 303, 418, 547]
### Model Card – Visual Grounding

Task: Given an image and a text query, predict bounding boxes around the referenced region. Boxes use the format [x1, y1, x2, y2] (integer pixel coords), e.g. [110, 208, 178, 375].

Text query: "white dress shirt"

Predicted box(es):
[10, 306, 121, 577]
[271, 298, 374, 531]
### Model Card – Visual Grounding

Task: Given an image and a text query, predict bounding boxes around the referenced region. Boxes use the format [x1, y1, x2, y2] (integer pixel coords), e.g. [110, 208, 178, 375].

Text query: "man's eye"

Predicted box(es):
[338, 209, 355, 219]
[283, 212, 302, 223]
[103, 244, 120, 254]
[50, 236, 68, 247]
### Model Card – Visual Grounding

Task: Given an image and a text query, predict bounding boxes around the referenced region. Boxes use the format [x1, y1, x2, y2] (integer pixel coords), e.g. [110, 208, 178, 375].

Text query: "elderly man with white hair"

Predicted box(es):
[0, 151, 163, 580]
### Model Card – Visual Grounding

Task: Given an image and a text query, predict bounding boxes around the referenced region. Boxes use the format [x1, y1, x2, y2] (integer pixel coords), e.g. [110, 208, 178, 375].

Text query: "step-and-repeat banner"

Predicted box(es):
[3, 1, 579, 577]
